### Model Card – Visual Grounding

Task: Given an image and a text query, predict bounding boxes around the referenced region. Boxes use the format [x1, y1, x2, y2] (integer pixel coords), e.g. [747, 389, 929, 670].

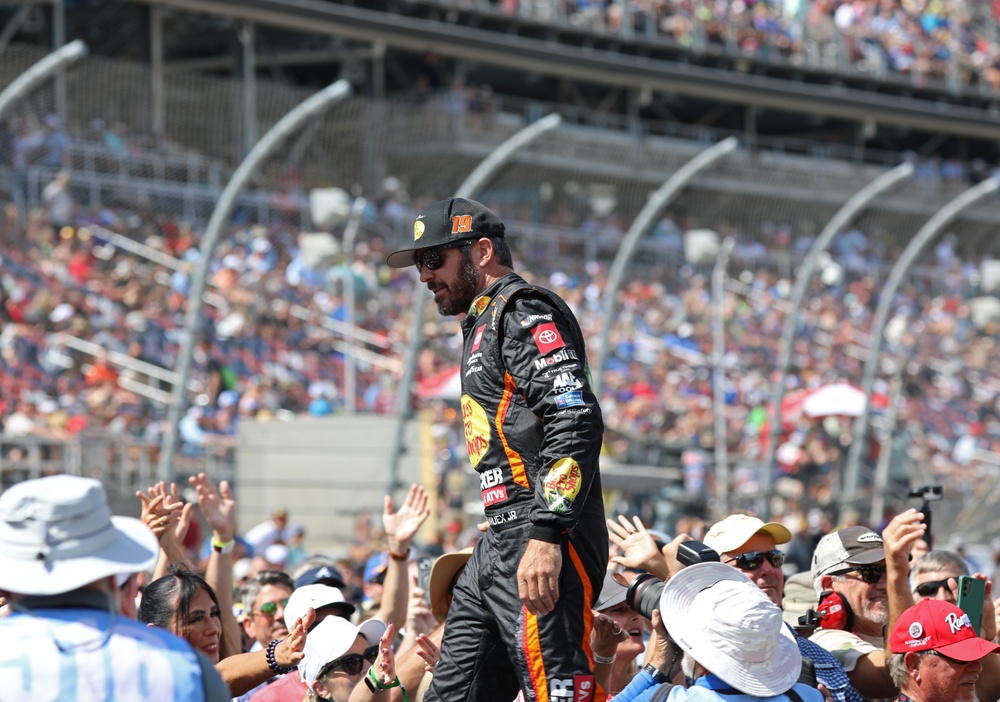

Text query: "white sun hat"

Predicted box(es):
[300, 616, 387, 685]
[660, 561, 801, 697]
[0, 475, 159, 596]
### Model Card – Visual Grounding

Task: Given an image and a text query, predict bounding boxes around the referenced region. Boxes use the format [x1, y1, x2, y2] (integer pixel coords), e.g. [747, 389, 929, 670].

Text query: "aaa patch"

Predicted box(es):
[414, 220, 425, 241]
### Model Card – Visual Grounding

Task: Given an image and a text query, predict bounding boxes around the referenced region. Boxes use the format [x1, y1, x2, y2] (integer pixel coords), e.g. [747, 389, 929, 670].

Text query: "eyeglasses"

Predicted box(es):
[256, 598, 289, 617]
[833, 564, 886, 584]
[914, 579, 951, 598]
[414, 241, 471, 272]
[317, 646, 380, 679]
[725, 550, 785, 571]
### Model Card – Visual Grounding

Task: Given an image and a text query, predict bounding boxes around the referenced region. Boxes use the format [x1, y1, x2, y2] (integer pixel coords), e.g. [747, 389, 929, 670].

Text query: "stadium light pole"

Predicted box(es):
[159, 79, 352, 481]
[593, 136, 738, 396]
[763, 161, 913, 516]
[840, 175, 1000, 524]
[0, 39, 87, 122]
[387, 112, 562, 496]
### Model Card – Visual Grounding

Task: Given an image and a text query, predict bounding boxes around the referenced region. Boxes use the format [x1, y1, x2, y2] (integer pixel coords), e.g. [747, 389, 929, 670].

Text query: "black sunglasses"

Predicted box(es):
[415, 241, 472, 272]
[914, 579, 951, 598]
[833, 563, 886, 584]
[317, 646, 379, 679]
[725, 549, 784, 571]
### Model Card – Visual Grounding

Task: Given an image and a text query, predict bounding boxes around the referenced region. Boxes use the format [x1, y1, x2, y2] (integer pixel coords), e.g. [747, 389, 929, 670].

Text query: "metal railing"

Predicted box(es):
[0, 431, 234, 497]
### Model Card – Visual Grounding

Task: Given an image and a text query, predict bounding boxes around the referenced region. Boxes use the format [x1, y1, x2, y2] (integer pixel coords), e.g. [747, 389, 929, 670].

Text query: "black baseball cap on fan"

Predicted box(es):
[386, 197, 506, 268]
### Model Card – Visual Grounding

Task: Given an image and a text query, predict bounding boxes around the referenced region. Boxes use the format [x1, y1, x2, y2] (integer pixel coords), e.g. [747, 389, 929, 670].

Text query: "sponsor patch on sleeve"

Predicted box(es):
[554, 390, 584, 409]
[531, 322, 565, 354]
[543, 458, 583, 514]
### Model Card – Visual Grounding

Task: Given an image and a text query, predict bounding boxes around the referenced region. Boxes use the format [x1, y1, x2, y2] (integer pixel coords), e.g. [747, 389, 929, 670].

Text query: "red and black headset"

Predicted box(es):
[801, 590, 854, 630]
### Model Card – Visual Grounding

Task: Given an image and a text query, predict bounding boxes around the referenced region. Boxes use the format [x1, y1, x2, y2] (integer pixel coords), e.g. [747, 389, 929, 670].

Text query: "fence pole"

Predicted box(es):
[0, 39, 87, 121]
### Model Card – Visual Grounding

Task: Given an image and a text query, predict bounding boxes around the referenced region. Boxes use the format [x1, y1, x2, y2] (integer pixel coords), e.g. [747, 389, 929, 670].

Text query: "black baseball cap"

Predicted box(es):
[294, 564, 346, 590]
[386, 197, 505, 268]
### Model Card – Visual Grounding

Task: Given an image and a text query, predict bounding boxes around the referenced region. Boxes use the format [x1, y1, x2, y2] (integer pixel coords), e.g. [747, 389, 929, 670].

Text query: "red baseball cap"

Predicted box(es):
[890, 599, 1000, 661]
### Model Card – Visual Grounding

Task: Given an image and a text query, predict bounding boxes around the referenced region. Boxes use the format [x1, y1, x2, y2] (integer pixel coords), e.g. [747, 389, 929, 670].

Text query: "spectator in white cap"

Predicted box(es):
[613, 561, 824, 702]
[249, 584, 357, 701]
[0, 475, 230, 701]
[300, 616, 387, 702]
[704, 514, 864, 702]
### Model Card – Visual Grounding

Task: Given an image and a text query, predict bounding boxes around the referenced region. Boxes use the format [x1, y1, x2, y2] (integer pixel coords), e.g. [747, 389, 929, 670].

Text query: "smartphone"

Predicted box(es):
[957, 575, 986, 633]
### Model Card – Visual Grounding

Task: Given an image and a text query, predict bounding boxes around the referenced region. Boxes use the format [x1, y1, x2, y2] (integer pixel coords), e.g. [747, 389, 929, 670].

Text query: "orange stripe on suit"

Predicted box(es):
[497, 372, 530, 488]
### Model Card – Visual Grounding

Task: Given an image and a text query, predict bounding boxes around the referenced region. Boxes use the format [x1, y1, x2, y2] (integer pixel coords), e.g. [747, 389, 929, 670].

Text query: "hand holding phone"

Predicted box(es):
[957, 575, 986, 634]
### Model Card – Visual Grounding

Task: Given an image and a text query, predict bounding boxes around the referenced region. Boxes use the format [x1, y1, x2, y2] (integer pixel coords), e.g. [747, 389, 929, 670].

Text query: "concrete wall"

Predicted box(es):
[235, 414, 424, 555]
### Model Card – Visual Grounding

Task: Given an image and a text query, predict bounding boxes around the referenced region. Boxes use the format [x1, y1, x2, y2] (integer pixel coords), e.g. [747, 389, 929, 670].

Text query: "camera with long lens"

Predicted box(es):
[624, 541, 720, 620]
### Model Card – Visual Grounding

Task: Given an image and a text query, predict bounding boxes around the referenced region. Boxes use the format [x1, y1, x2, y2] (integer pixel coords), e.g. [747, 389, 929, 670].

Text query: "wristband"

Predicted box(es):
[643, 663, 671, 684]
[266, 638, 295, 675]
[593, 651, 617, 665]
[211, 537, 235, 554]
[366, 667, 409, 701]
[388, 549, 409, 562]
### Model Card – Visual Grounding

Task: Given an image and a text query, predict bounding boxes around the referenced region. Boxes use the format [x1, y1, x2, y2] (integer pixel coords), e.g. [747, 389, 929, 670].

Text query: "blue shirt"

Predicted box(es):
[613, 671, 826, 702]
[0, 605, 226, 702]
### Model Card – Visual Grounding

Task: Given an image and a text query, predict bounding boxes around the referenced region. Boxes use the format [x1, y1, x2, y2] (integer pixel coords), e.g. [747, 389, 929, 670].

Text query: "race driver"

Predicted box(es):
[387, 196, 608, 702]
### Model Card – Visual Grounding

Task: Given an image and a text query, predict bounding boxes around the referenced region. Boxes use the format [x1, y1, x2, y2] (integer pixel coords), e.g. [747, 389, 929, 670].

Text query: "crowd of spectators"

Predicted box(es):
[479, 0, 1000, 93]
[2, 112, 1000, 546]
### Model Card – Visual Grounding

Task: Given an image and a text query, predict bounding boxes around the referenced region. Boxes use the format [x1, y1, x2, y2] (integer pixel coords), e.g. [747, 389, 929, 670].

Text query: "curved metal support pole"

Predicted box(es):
[593, 136, 738, 395]
[712, 237, 736, 516]
[841, 175, 1000, 521]
[158, 80, 352, 480]
[0, 40, 88, 121]
[763, 162, 913, 511]
[386, 113, 563, 495]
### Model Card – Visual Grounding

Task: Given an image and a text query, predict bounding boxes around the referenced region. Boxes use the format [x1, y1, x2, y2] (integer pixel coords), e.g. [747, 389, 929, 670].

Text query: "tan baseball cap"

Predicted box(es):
[704, 514, 792, 555]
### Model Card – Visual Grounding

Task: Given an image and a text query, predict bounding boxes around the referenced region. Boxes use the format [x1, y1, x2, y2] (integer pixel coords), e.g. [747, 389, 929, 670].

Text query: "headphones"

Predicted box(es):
[799, 590, 855, 631]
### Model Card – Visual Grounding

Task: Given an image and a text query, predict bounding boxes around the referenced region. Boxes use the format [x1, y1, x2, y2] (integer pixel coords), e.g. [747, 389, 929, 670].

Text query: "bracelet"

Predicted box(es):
[366, 667, 409, 701]
[211, 537, 235, 554]
[266, 638, 295, 675]
[388, 549, 409, 562]
[593, 651, 617, 665]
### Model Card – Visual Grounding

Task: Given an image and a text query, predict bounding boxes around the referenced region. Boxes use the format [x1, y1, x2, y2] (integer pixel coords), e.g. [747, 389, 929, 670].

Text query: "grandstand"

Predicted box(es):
[2, 0, 1000, 551]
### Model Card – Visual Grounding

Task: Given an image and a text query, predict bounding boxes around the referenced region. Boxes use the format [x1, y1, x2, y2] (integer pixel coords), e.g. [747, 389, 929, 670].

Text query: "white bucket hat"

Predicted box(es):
[300, 616, 387, 685]
[0, 475, 159, 596]
[660, 562, 801, 697]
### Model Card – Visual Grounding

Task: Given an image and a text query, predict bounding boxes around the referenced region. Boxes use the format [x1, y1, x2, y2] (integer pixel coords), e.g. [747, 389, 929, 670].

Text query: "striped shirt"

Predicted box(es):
[0, 604, 219, 702]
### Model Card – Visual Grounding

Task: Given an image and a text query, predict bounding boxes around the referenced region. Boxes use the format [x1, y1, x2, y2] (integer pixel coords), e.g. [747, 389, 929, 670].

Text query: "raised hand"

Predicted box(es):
[371, 622, 398, 686]
[190, 472, 236, 542]
[414, 632, 441, 673]
[591, 610, 628, 661]
[275, 607, 314, 669]
[607, 515, 676, 579]
[383, 484, 430, 553]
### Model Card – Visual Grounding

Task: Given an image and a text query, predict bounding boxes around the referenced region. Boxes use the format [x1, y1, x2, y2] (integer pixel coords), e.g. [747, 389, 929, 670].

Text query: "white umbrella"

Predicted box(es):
[801, 383, 868, 418]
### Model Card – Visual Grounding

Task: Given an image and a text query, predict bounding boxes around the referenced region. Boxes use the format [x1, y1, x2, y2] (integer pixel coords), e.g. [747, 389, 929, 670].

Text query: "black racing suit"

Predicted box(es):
[425, 272, 608, 702]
